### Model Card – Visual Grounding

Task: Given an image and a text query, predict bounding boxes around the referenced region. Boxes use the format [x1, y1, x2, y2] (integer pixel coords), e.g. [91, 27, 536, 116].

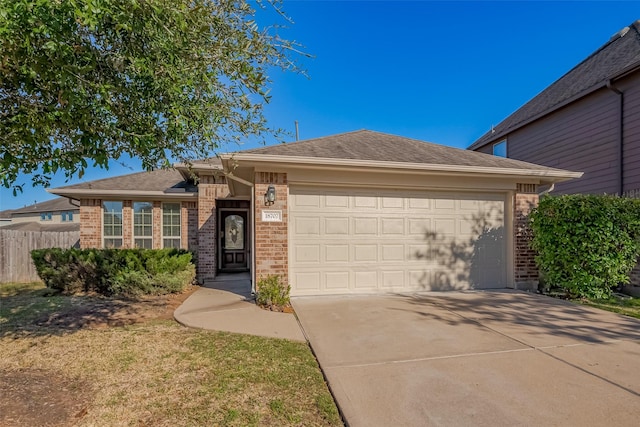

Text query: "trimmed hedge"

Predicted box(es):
[31, 248, 196, 296]
[529, 194, 640, 299]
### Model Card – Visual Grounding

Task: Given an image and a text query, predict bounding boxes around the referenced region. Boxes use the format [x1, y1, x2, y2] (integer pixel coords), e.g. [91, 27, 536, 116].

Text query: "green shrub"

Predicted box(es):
[530, 194, 640, 299]
[31, 248, 196, 297]
[256, 275, 290, 308]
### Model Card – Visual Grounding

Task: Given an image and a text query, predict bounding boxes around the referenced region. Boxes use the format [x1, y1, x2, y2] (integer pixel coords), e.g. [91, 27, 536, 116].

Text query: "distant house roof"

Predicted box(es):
[227, 129, 578, 175]
[469, 20, 640, 151]
[1, 222, 80, 232]
[0, 209, 15, 219]
[50, 169, 198, 199]
[2, 197, 79, 217]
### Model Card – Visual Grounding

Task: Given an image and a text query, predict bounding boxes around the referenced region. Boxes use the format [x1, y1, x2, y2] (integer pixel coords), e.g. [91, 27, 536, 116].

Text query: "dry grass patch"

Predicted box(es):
[0, 283, 341, 426]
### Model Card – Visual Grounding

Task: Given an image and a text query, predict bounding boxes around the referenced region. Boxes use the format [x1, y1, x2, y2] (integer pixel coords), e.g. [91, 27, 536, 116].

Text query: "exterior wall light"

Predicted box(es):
[264, 185, 276, 205]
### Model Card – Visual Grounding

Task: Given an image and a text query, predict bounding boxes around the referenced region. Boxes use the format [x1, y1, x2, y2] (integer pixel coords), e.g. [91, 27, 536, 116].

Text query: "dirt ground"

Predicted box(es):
[0, 285, 199, 427]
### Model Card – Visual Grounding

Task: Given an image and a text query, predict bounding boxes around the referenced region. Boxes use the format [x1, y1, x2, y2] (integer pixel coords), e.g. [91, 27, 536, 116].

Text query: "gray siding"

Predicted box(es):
[473, 71, 640, 196]
[621, 74, 640, 193]
[478, 88, 621, 194]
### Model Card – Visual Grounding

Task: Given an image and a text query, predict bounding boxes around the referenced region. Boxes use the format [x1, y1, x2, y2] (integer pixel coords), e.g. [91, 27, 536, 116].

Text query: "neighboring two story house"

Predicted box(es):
[468, 20, 640, 291]
[0, 197, 80, 232]
[469, 20, 640, 197]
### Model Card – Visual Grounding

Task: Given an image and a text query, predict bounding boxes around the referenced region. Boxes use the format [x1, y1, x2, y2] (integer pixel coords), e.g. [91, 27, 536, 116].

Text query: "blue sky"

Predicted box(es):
[1, 1, 639, 210]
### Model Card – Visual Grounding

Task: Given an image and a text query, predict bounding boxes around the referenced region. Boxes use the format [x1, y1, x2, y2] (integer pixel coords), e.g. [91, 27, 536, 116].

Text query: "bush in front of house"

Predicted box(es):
[31, 248, 196, 296]
[255, 275, 291, 311]
[529, 194, 640, 299]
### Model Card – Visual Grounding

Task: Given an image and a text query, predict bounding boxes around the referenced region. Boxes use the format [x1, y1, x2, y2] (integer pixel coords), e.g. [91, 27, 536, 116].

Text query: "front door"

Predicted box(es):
[219, 211, 248, 271]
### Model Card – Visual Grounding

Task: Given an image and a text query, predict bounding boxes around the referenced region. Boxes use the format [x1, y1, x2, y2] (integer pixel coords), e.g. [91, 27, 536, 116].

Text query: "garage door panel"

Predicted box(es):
[381, 196, 404, 209]
[381, 217, 404, 235]
[325, 217, 349, 235]
[325, 244, 349, 262]
[325, 194, 349, 208]
[353, 244, 377, 262]
[354, 196, 377, 208]
[289, 187, 506, 295]
[408, 197, 430, 210]
[325, 272, 349, 290]
[295, 272, 321, 291]
[294, 245, 320, 263]
[294, 216, 320, 235]
[408, 218, 431, 236]
[354, 217, 377, 234]
[354, 271, 378, 289]
[382, 270, 405, 288]
[381, 244, 405, 261]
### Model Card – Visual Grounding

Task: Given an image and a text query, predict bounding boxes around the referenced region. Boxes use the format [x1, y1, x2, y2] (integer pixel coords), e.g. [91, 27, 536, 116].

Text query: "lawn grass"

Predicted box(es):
[0, 282, 342, 426]
[578, 294, 640, 319]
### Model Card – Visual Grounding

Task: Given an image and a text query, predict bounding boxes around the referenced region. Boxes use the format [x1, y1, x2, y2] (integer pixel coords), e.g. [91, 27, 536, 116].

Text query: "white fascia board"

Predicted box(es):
[221, 153, 583, 183]
[47, 188, 198, 200]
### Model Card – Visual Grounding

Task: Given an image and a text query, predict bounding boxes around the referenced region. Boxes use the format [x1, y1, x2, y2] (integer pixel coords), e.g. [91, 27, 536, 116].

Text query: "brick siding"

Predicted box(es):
[79, 198, 199, 254]
[197, 175, 230, 281]
[514, 187, 539, 290]
[254, 172, 288, 285]
[79, 199, 102, 248]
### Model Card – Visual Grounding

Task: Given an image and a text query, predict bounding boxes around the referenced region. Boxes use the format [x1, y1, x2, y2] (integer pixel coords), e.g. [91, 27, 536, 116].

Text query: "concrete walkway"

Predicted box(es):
[293, 291, 640, 427]
[174, 273, 305, 341]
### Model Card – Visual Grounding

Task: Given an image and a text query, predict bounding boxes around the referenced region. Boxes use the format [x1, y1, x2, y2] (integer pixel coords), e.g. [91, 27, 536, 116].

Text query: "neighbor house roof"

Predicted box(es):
[222, 130, 581, 182]
[3, 197, 78, 216]
[1, 222, 80, 232]
[469, 20, 640, 151]
[50, 169, 197, 199]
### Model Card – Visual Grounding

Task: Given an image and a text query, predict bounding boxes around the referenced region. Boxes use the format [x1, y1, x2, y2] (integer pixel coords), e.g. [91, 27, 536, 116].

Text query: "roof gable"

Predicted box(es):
[469, 20, 640, 150]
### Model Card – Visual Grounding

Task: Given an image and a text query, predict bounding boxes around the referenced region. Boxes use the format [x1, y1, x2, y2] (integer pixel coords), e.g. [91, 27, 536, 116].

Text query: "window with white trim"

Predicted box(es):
[493, 140, 507, 157]
[61, 211, 74, 222]
[133, 202, 153, 249]
[103, 201, 123, 248]
[162, 203, 181, 248]
[40, 212, 52, 221]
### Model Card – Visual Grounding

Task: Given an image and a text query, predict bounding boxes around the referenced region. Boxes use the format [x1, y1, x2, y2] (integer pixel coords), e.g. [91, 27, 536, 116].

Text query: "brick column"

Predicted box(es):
[254, 172, 288, 285]
[122, 200, 132, 248]
[514, 185, 539, 290]
[80, 199, 102, 248]
[182, 201, 198, 251]
[152, 201, 162, 249]
[197, 175, 230, 281]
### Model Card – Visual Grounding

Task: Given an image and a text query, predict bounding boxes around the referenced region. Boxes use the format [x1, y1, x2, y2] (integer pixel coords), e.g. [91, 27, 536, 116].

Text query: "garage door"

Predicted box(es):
[289, 186, 506, 296]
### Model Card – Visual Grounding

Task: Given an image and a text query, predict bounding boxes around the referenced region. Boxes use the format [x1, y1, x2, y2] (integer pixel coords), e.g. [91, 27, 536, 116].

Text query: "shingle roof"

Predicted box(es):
[53, 169, 195, 192]
[4, 197, 79, 215]
[239, 129, 568, 172]
[0, 222, 80, 232]
[469, 20, 640, 150]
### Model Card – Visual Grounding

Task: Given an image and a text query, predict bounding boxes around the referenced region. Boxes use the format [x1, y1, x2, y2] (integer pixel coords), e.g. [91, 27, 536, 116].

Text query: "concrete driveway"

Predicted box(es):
[292, 290, 640, 426]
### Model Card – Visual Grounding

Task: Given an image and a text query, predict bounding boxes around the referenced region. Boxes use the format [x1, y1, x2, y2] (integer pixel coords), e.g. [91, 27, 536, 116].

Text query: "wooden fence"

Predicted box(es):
[0, 229, 80, 283]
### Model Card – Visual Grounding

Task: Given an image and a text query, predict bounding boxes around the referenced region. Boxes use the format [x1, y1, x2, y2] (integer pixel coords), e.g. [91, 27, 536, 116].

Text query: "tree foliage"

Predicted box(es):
[529, 194, 640, 299]
[0, 0, 301, 191]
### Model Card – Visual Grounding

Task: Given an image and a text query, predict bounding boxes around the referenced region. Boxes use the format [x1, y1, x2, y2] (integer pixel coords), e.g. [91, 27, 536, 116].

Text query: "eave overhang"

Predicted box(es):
[219, 153, 583, 186]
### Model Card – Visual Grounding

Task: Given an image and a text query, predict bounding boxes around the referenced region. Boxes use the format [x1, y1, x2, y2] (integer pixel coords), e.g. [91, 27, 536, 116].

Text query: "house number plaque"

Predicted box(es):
[261, 210, 282, 222]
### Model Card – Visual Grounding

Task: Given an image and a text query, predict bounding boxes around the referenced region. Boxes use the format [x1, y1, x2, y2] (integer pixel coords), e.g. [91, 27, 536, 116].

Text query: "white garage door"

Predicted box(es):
[289, 186, 506, 296]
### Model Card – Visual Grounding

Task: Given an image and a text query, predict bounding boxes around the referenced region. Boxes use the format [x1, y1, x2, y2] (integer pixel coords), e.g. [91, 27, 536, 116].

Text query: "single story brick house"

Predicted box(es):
[50, 130, 580, 296]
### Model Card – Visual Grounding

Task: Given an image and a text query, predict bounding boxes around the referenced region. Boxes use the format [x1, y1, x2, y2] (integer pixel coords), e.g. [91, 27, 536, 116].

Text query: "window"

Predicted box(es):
[61, 211, 74, 222]
[133, 202, 153, 249]
[493, 140, 507, 157]
[162, 203, 181, 248]
[40, 212, 52, 221]
[103, 201, 123, 248]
